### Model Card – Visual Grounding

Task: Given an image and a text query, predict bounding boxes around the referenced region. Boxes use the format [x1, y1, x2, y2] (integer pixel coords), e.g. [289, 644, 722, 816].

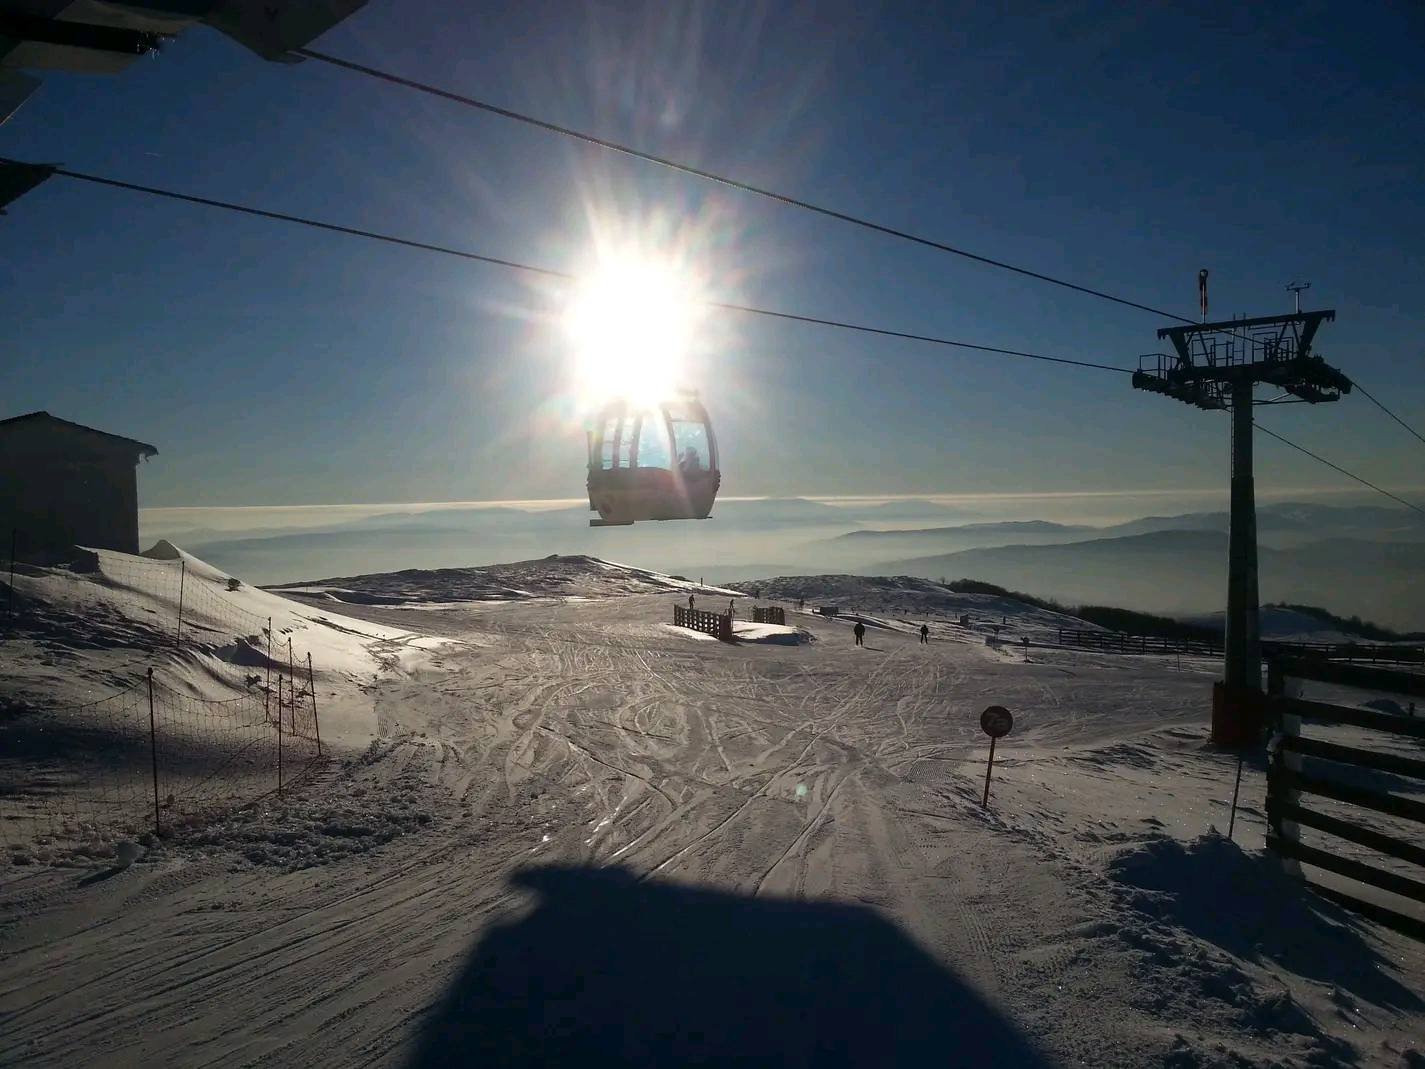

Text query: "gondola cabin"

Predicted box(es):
[587, 396, 720, 526]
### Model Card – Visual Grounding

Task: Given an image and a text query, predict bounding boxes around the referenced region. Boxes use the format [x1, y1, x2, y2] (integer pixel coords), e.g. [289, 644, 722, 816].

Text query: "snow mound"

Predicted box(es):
[177, 740, 444, 870]
[269, 554, 742, 606]
[1108, 835, 1419, 1012]
[732, 622, 811, 645]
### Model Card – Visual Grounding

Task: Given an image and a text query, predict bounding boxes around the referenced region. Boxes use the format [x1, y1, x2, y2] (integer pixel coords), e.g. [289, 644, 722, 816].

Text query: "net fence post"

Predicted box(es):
[287, 638, 297, 767]
[307, 652, 322, 756]
[276, 670, 284, 798]
[147, 667, 162, 839]
[175, 558, 186, 648]
[264, 616, 273, 722]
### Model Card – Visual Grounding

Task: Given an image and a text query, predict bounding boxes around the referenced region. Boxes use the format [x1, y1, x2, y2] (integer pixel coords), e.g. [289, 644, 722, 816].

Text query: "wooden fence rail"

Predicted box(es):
[752, 606, 785, 626]
[673, 604, 733, 642]
[1054, 628, 1425, 665]
[1265, 656, 1425, 939]
[1055, 628, 1220, 656]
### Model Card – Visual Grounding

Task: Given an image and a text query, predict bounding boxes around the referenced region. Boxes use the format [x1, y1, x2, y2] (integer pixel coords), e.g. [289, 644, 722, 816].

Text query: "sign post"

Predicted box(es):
[979, 705, 1013, 808]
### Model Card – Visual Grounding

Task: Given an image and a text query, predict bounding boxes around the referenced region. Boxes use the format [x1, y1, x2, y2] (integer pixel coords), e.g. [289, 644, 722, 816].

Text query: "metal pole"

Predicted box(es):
[175, 559, 186, 649]
[307, 652, 322, 756]
[981, 736, 997, 808]
[264, 616, 273, 723]
[276, 670, 284, 797]
[1224, 380, 1261, 706]
[287, 637, 296, 751]
[147, 667, 162, 838]
[1227, 751, 1245, 840]
[6, 528, 15, 627]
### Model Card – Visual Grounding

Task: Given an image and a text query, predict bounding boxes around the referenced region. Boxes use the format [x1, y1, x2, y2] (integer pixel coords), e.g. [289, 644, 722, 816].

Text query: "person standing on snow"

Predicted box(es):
[688, 593, 696, 612]
[728, 598, 736, 618]
[853, 621, 866, 647]
[920, 624, 930, 645]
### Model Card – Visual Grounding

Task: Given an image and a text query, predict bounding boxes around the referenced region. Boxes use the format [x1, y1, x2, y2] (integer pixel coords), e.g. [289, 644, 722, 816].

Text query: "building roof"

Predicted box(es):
[0, 411, 158, 458]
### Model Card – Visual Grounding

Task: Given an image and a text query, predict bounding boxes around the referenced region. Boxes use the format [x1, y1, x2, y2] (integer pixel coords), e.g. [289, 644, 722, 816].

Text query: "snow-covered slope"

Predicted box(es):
[3, 557, 1423, 1067]
[1, 542, 441, 744]
[268, 553, 741, 606]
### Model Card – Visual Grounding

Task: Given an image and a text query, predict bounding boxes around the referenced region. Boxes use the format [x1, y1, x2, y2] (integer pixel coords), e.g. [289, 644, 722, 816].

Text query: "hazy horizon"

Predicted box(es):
[140, 485, 1400, 540]
[130, 491, 1425, 630]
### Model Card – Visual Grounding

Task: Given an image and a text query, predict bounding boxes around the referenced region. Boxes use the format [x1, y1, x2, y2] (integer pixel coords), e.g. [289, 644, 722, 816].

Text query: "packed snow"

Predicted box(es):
[2, 554, 1422, 1067]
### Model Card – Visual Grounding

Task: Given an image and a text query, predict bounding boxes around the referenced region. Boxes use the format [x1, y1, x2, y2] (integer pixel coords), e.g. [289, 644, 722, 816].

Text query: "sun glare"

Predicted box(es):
[565, 256, 699, 406]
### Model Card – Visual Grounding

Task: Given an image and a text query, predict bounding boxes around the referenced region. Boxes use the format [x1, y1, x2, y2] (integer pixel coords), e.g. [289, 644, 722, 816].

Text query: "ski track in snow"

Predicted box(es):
[3, 576, 1424, 1068]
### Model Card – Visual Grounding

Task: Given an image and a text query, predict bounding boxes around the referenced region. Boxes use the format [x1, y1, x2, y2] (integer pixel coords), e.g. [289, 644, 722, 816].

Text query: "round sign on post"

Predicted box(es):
[979, 705, 1013, 808]
[980, 705, 1013, 738]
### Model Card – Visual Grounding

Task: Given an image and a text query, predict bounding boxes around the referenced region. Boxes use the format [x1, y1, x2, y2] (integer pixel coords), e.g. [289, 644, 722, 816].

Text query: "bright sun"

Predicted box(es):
[564, 256, 699, 406]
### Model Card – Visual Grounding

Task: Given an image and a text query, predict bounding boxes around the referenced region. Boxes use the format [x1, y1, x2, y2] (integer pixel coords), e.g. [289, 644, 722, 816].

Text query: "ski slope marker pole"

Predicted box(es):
[979, 705, 1014, 808]
[1227, 751, 1246, 840]
[982, 736, 997, 808]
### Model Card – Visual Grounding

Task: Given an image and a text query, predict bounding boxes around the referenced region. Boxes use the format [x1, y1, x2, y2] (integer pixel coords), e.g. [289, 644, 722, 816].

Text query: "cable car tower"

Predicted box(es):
[1133, 281, 1351, 746]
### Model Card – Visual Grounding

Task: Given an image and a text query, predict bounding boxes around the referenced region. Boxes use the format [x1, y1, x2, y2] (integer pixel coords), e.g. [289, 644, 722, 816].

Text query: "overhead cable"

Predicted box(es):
[1255, 423, 1425, 517]
[295, 52, 1425, 456]
[14, 160, 1130, 375]
[18, 159, 1418, 514]
[1349, 380, 1425, 451]
[295, 47, 1191, 324]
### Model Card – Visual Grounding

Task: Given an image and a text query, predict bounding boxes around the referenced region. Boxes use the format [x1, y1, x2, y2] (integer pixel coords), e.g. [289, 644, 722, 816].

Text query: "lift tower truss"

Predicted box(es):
[1132, 310, 1350, 746]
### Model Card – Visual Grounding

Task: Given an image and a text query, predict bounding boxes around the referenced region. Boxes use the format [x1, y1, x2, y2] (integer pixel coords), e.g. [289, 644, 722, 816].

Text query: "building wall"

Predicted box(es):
[0, 422, 146, 557]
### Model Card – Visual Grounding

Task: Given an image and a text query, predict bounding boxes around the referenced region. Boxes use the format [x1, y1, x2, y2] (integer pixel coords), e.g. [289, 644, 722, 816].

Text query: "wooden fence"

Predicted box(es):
[673, 604, 733, 642]
[1055, 628, 1221, 656]
[1054, 627, 1424, 664]
[1265, 657, 1425, 939]
[752, 606, 785, 625]
[1265, 641, 1425, 665]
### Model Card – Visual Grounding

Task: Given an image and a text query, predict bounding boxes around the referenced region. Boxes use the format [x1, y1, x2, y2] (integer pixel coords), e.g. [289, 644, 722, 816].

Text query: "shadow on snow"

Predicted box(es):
[410, 864, 1055, 1068]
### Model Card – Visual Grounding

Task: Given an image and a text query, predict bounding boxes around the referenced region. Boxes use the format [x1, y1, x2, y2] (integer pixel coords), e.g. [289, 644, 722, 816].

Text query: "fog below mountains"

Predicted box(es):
[141, 496, 1425, 630]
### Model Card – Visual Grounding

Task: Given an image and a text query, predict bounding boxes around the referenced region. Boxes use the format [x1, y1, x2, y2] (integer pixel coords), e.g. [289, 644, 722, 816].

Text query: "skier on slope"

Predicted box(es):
[853, 621, 866, 647]
[688, 593, 696, 611]
[920, 624, 930, 645]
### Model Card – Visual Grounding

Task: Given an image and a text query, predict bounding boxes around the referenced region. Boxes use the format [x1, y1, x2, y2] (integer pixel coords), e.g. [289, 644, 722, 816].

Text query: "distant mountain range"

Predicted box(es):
[824, 499, 982, 521]
[835, 502, 1425, 549]
[871, 530, 1425, 630]
[160, 496, 1425, 628]
[173, 497, 986, 583]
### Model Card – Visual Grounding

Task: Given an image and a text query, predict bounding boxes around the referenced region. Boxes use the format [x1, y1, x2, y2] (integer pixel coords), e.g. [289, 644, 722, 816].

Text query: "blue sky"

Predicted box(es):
[2, 0, 1422, 511]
